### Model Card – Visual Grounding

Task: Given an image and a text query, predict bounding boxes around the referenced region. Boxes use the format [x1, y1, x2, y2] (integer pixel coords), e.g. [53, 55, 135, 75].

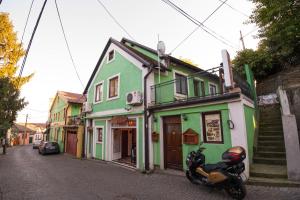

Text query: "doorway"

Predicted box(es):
[112, 128, 136, 167]
[66, 131, 77, 156]
[163, 116, 183, 170]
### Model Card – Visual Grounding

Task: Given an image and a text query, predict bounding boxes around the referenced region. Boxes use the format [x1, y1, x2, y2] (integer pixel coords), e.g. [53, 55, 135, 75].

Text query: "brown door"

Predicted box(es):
[122, 130, 128, 157]
[66, 131, 77, 156]
[164, 116, 183, 170]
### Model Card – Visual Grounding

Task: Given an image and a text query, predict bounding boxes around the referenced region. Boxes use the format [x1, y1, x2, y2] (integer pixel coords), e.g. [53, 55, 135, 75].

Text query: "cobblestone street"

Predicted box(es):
[0, 146, 299, 200]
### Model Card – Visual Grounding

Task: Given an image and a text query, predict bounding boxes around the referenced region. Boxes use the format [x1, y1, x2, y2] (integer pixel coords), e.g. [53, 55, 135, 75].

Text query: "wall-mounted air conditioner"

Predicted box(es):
[82, 102, 92, 113]
[126, 91, 143, 106]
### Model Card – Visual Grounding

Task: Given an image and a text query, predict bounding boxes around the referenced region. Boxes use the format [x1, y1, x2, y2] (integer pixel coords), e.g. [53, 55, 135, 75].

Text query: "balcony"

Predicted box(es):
[150, 67, 253, 107]
[66, 115, 82, 126]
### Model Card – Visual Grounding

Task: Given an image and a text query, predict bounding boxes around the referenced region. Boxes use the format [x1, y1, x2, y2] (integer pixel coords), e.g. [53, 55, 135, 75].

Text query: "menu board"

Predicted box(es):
[202, 112, 223, 143]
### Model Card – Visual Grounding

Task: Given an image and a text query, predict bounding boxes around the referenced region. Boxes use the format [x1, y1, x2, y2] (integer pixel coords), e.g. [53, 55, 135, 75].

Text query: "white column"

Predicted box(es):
[228, 101, 249, 178]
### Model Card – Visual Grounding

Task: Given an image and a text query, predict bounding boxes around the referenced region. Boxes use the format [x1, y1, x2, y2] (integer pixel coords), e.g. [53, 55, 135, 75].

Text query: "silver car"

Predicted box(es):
[33, 140, 42, 149]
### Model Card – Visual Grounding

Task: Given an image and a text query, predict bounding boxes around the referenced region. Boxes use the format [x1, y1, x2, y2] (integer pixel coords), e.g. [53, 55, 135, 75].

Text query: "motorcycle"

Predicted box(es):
[185, 144, 247, 199]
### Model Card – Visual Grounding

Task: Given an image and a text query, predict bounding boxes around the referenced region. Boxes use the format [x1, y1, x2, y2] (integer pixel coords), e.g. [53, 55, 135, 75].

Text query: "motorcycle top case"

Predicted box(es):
[222, 146, 246, 165]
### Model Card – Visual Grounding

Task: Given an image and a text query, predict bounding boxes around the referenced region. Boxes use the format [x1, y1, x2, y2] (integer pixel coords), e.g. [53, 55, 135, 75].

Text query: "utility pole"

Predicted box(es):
[240, 30, 246, 50]
[23, 114, 28, 145]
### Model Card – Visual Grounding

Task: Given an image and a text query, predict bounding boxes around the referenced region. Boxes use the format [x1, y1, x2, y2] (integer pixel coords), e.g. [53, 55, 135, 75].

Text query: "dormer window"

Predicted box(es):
[107, 50, 115, 62]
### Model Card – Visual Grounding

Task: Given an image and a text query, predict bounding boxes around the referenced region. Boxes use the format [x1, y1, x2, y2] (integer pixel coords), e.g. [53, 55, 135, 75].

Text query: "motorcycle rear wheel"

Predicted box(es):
[225, 178, 246, 200]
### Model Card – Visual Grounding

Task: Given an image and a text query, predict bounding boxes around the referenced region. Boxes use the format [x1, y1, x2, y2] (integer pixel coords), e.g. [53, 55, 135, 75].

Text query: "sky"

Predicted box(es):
[0, 0, 259, 123]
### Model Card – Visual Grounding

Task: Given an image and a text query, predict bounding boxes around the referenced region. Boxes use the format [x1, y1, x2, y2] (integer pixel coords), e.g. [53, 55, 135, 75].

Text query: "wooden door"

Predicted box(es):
[122, 130, 128, 157]
[164, 116, 183, 170]
[66, 131, 77, 156]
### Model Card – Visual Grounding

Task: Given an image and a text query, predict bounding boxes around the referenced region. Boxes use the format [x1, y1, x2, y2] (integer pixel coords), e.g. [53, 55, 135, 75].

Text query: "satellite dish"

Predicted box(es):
[157, 41, 166, 56]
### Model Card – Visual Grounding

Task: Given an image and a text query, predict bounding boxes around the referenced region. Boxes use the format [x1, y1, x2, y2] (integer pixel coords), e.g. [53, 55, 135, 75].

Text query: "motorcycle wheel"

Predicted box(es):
[225, 178, 246, 200]
[185, 170, 198, 185]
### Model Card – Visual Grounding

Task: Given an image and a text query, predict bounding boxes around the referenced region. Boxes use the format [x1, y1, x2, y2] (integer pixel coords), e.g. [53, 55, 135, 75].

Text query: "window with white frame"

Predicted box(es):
[175, 73, 188, 95]
[95, 82, 103, 102]
[97, 128, 103, 143]
[209, 84, 217, 95]
[108, 75, 119, 99]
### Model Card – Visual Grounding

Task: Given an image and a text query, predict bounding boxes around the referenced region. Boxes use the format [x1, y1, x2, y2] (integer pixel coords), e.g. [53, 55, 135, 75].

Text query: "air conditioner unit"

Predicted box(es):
[82, 102, 92, 113]
[126, 91, 143, 105]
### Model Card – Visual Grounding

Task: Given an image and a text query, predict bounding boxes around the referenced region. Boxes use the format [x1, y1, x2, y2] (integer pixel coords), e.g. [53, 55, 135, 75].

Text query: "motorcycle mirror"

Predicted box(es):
[199, 141, 204, 146]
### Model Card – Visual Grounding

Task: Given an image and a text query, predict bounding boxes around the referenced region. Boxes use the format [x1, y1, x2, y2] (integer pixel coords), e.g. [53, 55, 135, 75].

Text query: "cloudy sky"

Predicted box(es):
[0, 0, 259, 123]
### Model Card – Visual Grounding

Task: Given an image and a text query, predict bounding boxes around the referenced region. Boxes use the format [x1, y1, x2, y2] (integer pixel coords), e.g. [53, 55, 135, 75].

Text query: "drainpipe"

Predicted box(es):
[144, 65, 154, 172]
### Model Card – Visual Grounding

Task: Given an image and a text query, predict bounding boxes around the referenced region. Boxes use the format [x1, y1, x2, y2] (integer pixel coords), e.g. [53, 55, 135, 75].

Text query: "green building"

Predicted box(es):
[48, 91, 86, 157]
[83, 38, 256, 177]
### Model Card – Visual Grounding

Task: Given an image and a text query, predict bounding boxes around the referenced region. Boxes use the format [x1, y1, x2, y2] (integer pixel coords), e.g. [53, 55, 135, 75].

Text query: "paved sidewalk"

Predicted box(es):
[0, 145, 300, 200]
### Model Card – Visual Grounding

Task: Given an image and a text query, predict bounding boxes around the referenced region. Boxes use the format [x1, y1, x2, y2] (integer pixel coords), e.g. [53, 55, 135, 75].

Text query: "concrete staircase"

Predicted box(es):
[248, 104, 300, 187]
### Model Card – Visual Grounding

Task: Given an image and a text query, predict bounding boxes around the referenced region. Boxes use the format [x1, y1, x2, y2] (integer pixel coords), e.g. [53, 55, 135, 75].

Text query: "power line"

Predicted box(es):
[242, 27, 259, 38]
[18, 0, 48, 81]
[54, 0, 84, 89]
[95, 0, 135, 41]
[217, 0, 249, 18]
[21, 0, 35, 44]
[162, 0, 237, 53]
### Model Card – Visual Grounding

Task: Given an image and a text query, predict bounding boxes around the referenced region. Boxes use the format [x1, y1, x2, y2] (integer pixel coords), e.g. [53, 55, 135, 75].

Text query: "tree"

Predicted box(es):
[179, 57, 198, 66]
[233, 0, 300, 79]
[250, 0, 300, 67]
[0, 13, 32, 88]
[0, 77, 27, 138]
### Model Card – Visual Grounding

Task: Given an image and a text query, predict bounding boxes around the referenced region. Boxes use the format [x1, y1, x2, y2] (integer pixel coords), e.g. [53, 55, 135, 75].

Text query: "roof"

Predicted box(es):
[49, 91, 86, 112]
[84, 37, 219, 94]
[12, 123, 35, 133]
[58, 91, 86, 104]
[121, 38, 219, 80]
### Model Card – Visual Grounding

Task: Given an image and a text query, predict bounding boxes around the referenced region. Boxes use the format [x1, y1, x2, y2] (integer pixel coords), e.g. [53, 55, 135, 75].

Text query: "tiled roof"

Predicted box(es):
[12, 123, 35, 133]
[58, 91, 86, 104]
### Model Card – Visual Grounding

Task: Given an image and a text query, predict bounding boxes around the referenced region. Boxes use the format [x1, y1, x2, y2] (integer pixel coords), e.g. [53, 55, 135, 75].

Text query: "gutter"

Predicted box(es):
[143, 65, 154, 171]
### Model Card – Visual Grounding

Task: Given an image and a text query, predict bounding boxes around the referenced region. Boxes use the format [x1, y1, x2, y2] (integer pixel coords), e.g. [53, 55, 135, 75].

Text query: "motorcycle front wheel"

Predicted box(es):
[185, 170, 198, 185]
[225, 177, 246, 200]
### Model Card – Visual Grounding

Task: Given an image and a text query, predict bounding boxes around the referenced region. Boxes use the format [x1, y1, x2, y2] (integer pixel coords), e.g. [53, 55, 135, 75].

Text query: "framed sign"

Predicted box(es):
[202, 111, 223, 144]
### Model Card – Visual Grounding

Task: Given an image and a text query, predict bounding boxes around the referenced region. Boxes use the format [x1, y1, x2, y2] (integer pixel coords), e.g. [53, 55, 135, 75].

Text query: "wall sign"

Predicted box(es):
[202, 111, 224, 144]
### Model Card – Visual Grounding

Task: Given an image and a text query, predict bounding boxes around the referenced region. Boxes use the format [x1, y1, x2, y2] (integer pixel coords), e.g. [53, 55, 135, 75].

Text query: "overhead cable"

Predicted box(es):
[55, 0, 84, 88]
[217, 0, 249, 18]
[95, 0, 135, 41]
[161, 0, 238, 53]
[18, 0, 48, 81]
[21, 0, 35, 44]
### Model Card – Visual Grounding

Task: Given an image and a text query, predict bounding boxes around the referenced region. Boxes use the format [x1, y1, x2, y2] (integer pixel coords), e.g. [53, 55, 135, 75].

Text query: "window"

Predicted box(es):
[202, 111, 223, 144]
[108, 50, 114, 62]
[175, 73, 188, 95]
[109, 76, 119, 98]
[95, 82, 103, 102]
[97, 128, 103, 143]
[209, 84, 217, 95]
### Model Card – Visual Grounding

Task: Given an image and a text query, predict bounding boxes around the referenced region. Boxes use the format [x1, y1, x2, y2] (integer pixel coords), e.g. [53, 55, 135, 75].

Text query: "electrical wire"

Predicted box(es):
[54, 0, 84, 89]
[217, 0, 249, 18]
[162, 0, 238, 53]
[95, 0, 135, 41]
[18, 0, 48, 81]
[21, 0, 35, 44]
[242, 27, 259, 38]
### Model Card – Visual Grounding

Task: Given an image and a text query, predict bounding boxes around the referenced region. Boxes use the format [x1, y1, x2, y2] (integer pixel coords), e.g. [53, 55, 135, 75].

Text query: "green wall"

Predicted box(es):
[87, 51, 143, 113]
[244, 105, 256, 161]
[153, 103, 232, 170]
[94, 120, 106, 160]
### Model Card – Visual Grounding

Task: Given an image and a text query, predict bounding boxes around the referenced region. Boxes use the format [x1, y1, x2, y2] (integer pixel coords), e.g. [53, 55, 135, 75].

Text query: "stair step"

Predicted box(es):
[259, 122, 283, 127]
[258, 135, 284, 141]
[258, 140, 285, 147]
[258, 146, 286, 152]
[253, 156, 286, 165]
[259, 126, 283, 130]
[259, 130, 284, 136]
[255, 151, 286, 158]
[247, 177, 300, 187]
[250, 164, 287, 179]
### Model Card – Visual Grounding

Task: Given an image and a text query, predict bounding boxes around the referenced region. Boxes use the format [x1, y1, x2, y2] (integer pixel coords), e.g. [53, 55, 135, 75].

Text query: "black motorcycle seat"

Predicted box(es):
[203, 162, 227, 173]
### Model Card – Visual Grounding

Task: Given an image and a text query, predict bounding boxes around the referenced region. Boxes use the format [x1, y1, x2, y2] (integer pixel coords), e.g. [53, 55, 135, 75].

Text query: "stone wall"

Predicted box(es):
[257, 67, 300, 138]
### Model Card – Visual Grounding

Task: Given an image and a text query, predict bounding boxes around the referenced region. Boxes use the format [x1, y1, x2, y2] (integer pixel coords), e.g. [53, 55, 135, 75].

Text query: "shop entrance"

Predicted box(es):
[112, 128, 136, 167]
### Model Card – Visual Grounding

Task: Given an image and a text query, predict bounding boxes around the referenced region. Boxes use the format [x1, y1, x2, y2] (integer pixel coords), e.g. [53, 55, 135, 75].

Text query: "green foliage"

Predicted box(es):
[250, 0, 300, 66]
[233, 47, 279, 80]
[233, 0, 300, 79]
[0, 13, 33, 88]
[0, 77, 27, 137]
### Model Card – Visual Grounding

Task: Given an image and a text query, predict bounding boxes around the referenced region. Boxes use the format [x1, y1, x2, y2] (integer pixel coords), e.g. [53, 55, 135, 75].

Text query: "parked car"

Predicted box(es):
[32, 140, 42, 149]
[38, 142, 60, 155]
